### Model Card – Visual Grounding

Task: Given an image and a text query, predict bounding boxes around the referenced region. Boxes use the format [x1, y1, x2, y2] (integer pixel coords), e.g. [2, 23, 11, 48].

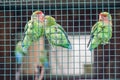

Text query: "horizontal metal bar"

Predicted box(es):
[0, 2, 119, 10]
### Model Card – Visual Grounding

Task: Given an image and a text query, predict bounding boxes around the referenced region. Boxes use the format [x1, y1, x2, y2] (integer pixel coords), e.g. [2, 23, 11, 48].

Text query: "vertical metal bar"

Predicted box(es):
[102, 0, 105, 79]
[78, 0, 81, 79]
[95, 0, 98, 79]
[66, 1, 70, 79]
[107, 0, 110, 79]
[113, 0, 116, 79]
[47, 1, 51, 80]
[3, 1, 6, 80]
[54, 0, 57, 80]
[71, 1, 74, 80]
[72, 0, 75, 79]
[20, 1, 23, 80]
[9, 1, 12, 80]
[60, 0, 64, 80]
[84, 0, 87, 79]
[26, 1, 29, 80]
[89, 0, 93, 79]
[14, 1, 17, 80]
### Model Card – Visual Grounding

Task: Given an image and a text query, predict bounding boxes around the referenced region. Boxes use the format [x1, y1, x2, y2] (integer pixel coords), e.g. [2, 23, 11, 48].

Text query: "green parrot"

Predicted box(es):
[87, 12, 112, 51]
[15, 41, 27, 80]
[21, 11, 46, 80]
[22, 11, 45, 53]
[44, 15, 72, 49]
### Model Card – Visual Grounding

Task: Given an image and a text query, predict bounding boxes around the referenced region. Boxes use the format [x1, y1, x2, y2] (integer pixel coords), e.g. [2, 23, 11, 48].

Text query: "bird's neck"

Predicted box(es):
[102, 20, 112, 26]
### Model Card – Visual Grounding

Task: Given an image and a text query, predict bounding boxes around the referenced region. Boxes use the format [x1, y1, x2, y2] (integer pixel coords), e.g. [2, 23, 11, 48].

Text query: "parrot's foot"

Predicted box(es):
[35, 76, 39, 80]
[15, 64, 22, 80]
[34, 65, 44, 80]
[15, 71, 21, 80]
[34, 71, 40, 80]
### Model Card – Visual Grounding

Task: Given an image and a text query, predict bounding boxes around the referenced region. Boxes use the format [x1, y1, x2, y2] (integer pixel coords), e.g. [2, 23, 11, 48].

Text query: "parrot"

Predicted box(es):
[15, 41, 27, 80]
[87, 12, 112, 51]
[22, 10, 45, 53]
[21, 10, 46, 80]
[44, 15, 72, 49]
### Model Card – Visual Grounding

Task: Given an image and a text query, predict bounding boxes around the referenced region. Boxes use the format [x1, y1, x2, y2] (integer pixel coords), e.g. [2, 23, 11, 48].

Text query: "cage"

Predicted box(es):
[0, 0, 120, 80]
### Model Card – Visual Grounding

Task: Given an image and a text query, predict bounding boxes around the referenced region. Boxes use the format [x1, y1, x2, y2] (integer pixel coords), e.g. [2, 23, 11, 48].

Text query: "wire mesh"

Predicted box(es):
[0, 0, 120, 80]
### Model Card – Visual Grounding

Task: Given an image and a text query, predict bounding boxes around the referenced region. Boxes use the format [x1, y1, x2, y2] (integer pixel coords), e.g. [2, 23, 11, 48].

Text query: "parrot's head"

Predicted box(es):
[44, 15, 56, 27]
[31, 10, 44, 22]
[99, 12, 112, 21]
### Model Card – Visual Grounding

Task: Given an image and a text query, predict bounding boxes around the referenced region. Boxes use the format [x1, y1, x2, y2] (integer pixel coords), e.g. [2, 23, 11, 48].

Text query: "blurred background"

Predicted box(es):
[0, 0, 120, 80]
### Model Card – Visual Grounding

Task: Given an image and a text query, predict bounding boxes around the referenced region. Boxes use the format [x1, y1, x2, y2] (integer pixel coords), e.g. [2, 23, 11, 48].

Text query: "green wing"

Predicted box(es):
[88, 21, 104, 51]
[22, 20, 44, 49]
[45, 24, 72, 49]
[91, 21, 103, 35]
[88, 21, 112, 51]
[87, 22, 102, 47]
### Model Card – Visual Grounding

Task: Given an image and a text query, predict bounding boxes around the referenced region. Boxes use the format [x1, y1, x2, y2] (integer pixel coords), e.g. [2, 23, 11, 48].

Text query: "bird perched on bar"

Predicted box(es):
[87, 12, 112, 51]
[44, 15, 72, 49]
